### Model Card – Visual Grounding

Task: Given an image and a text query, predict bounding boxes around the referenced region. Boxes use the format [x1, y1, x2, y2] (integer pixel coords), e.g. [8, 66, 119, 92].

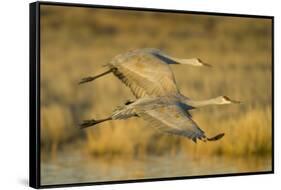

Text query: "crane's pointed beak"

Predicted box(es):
[223, 96, 241, 104]
[198, 59, 212, 67]
[202, 62, 212, 67]
[230, 99, 241, 104]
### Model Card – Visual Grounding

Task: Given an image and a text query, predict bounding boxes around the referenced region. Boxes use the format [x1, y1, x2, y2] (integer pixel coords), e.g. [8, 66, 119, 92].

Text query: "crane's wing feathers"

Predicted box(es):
[108, 50, 179, 98]
[138, 104, 206, 142]
[110, 67, 147, 98]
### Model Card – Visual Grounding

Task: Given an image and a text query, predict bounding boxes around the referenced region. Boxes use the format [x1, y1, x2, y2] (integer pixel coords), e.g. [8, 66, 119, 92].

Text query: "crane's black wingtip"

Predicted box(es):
[207, 133, 225, 141]
[192, 137, 197, 143]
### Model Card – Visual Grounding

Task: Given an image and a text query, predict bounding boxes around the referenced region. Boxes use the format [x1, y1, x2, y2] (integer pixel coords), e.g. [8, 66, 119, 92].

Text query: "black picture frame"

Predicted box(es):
[29, 1, 274, 189]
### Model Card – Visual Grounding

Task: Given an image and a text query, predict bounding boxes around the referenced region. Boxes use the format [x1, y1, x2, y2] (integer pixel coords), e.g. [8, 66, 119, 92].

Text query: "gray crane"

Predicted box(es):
[79, 48, 210, 98]
[81, 95, 240, 142]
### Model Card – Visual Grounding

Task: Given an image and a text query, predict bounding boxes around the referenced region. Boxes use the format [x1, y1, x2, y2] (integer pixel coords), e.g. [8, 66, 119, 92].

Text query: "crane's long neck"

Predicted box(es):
[165, 55, 199, 66]
[183, 97, 222, 108]
[169, 57, 199, 66]
[154, 52, 200, 66]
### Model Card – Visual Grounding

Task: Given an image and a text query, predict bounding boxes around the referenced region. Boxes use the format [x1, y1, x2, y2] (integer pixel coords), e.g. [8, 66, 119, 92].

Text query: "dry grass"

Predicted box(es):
[40, 5, 272, 159]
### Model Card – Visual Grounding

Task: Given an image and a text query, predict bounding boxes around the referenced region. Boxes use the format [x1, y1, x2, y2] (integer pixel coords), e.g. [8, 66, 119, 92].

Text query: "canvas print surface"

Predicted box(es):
[39, 4, 272, 186]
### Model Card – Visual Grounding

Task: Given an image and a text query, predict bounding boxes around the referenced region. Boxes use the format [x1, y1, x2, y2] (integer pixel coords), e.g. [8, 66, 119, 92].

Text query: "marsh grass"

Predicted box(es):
[40, 6, 272, 160]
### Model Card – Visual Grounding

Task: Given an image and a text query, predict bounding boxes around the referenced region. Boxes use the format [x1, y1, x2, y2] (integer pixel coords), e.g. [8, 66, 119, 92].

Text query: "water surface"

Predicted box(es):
[41, 149, 271, 185]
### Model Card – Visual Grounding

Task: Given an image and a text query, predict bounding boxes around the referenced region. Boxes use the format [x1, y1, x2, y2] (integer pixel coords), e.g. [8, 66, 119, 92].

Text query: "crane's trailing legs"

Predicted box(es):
[79, 69, 113, 84]
[80, 117, 112, 129]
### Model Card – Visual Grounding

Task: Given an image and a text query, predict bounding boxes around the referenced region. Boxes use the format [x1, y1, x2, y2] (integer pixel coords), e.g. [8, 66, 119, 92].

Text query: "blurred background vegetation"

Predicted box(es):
[40, 5, 272, 185]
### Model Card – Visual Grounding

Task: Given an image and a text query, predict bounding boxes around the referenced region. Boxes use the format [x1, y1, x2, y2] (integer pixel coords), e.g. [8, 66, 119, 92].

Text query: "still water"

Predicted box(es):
[41, 149, 271, 185]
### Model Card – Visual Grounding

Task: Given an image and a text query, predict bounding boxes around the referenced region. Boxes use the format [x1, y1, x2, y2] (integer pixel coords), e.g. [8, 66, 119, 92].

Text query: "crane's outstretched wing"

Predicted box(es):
[137, 104, 206, 142]
[80, 48, 209, 97]
[108, 49, 179, 98]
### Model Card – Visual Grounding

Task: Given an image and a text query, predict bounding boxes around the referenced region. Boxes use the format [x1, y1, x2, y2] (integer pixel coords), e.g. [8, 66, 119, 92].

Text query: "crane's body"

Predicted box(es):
[81, 94, 239, 142]
[79, 48, 209, 98]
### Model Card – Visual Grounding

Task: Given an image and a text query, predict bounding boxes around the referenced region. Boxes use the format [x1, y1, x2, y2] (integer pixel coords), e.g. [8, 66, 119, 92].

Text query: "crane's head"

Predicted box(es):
[217, 96, 241, 104]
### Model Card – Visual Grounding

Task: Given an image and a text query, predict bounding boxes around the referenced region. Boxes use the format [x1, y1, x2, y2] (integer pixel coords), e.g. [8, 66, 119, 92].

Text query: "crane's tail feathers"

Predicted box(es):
[206, 133, 225, 141]
[79, 69, 112, 84]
